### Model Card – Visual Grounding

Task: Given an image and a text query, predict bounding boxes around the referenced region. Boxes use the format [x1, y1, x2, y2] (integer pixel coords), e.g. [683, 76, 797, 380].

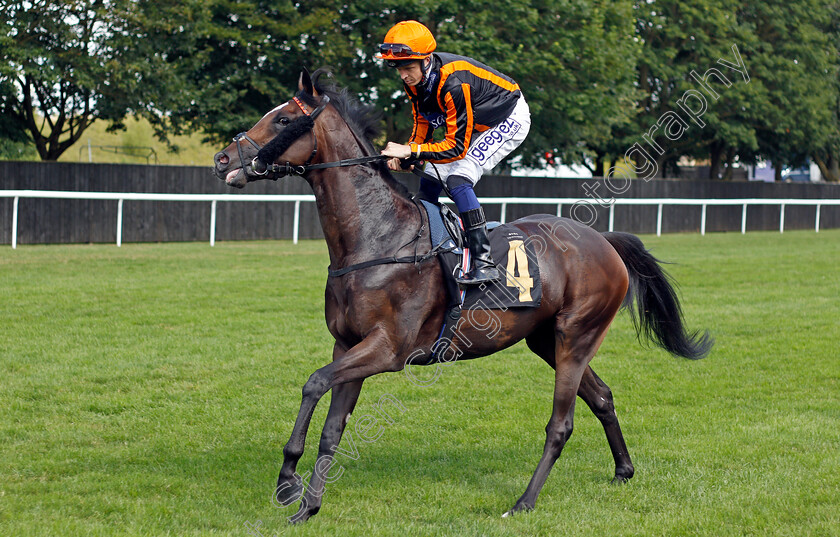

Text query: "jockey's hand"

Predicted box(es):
[381, 141, 411, 159]
[381, 142, 412, 171]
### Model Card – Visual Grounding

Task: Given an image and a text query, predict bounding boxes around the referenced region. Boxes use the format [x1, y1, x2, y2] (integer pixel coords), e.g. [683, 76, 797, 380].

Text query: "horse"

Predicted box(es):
[212, 68, 712, 523]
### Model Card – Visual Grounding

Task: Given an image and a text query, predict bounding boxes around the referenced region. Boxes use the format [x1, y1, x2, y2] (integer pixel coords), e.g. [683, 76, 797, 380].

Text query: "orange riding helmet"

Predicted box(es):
[378, 20, 436, 66]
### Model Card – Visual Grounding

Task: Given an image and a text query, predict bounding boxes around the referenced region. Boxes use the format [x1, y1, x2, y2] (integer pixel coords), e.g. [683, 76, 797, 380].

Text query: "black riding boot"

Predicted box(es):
[455, 207, 499, 285]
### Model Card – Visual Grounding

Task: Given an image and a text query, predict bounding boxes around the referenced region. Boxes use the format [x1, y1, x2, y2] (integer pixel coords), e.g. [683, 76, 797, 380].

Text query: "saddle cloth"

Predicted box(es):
[419, 200, 542, 310]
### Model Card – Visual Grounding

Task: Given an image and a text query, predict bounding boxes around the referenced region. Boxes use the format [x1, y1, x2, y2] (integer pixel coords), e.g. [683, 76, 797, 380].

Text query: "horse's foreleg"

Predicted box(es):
[578, 366, 634, 483]
[275, 330, 396, 520]
[288, 379, 364, 523]
[275, 342, 347, 508]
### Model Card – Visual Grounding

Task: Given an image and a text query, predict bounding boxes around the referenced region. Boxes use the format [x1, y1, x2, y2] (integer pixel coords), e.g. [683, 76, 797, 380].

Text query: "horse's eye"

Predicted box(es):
[278, 117, 290, 126]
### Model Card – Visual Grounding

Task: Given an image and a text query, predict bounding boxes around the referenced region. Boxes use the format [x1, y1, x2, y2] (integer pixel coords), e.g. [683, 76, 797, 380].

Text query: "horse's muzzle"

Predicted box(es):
[214, 150, 248, 188]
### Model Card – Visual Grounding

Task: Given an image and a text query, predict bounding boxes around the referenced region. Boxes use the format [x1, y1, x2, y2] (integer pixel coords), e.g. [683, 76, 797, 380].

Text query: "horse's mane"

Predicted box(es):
[300, 68, 411, 199]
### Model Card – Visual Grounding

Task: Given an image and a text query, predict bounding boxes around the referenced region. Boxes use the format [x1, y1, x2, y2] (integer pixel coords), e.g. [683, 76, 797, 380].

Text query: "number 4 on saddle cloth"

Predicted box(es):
[418, 200, 543, 364]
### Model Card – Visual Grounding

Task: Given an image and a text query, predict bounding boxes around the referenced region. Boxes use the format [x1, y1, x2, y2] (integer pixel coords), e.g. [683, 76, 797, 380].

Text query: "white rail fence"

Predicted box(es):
[2, 190, 839, 249]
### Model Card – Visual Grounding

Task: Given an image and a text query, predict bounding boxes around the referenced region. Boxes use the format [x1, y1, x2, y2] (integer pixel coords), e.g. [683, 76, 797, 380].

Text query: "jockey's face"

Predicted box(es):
[396, 61, 424, 86]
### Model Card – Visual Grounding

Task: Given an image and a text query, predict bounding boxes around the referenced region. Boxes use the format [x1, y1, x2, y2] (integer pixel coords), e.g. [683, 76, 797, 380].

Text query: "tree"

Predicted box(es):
[625, 0, 839, 180]
[810, 0, 840, 182]
[334, 0, 642, 170]
[0, 0, 204, 161]
[813, 75, 840, 182]
[172, 0, 641, 170]
[6, 0, 835, 177]
[734, 0, 839, 181]
[0, 75, 36, 159]
[164, 0, 344, 147]
[623, 0, 760, 179]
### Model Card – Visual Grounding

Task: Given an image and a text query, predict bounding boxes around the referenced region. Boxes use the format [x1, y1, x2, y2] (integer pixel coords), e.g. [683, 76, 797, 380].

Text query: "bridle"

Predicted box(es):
[230, 89, 457, 278]
[231, 93, 387, 181]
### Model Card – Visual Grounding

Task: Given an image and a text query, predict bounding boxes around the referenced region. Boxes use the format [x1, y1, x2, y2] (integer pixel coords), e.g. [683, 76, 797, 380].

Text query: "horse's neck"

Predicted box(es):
[309, 129, 420, 267]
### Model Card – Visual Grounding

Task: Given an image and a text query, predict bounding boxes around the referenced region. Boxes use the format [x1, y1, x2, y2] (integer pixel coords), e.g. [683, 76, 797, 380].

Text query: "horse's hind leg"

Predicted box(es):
[506, 320, 613, 517]
[578, 367, 634, 483]
[527, 331, 634, 484]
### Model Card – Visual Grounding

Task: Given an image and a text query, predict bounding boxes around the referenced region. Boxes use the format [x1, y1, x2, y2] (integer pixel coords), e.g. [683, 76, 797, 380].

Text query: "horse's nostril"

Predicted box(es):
[214, 151, 230, 169]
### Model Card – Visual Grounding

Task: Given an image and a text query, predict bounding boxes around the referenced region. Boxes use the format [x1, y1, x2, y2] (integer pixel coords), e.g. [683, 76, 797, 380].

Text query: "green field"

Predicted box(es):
[1, 230, 838, 537]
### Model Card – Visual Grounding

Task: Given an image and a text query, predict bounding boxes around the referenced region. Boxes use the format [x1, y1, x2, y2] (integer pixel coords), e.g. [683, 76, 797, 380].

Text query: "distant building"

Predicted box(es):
[747, 161, 823, 182]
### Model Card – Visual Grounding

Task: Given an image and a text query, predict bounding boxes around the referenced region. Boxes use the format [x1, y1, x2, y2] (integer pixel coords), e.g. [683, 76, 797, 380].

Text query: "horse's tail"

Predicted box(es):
[602, 232, 713, 360]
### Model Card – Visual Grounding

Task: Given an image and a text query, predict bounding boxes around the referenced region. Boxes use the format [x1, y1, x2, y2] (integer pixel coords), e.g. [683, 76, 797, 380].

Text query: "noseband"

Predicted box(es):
[232, 94, 329, 180]
[232, 94, 392, 181]
[231, 91, 461, 279]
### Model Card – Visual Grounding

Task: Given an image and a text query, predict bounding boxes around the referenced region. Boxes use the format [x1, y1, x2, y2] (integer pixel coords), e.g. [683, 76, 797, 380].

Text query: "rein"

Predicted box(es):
[234, 90, 454, 278]
[233, 94, 391, 180]
[327, 203, 457, 278]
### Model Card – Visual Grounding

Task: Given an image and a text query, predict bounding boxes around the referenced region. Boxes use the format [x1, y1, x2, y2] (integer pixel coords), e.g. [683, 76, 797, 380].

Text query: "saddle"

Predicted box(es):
[418, 200, 543, 364]
[421, 200, 466, 256]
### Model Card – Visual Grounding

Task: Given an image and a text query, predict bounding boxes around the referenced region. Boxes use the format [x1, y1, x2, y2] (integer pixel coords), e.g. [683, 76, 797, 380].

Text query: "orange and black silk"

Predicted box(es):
[406, 52, 522, 164]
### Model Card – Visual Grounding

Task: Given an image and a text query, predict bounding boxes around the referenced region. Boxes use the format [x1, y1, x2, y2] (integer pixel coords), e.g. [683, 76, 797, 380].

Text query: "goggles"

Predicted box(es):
[379, 43, 420, 58]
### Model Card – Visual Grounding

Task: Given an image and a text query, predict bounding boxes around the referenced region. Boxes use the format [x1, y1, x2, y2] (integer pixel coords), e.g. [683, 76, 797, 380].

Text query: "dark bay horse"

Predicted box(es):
[213, 69, 712, 522]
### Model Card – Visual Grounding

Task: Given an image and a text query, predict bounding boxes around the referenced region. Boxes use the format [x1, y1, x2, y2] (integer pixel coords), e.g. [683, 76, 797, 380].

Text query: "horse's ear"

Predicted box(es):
[298, 69, 317, 96]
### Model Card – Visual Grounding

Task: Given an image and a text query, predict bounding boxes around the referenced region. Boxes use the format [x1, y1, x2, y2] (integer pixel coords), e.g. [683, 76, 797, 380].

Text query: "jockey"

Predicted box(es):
[379, 20, 531, 285]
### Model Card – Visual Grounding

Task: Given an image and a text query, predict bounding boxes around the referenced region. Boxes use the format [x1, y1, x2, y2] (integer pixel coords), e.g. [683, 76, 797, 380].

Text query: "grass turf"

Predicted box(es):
[1, 230, 838, 536]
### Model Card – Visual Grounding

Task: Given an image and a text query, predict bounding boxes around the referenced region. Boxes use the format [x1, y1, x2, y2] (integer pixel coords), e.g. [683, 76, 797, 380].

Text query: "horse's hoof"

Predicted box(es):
[502, 503, 533, 518]
[611, 467, 634, 485]
[274, 479, 304, 507]
[288, 511, 310, 524]
[288, 504, 318, 524]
